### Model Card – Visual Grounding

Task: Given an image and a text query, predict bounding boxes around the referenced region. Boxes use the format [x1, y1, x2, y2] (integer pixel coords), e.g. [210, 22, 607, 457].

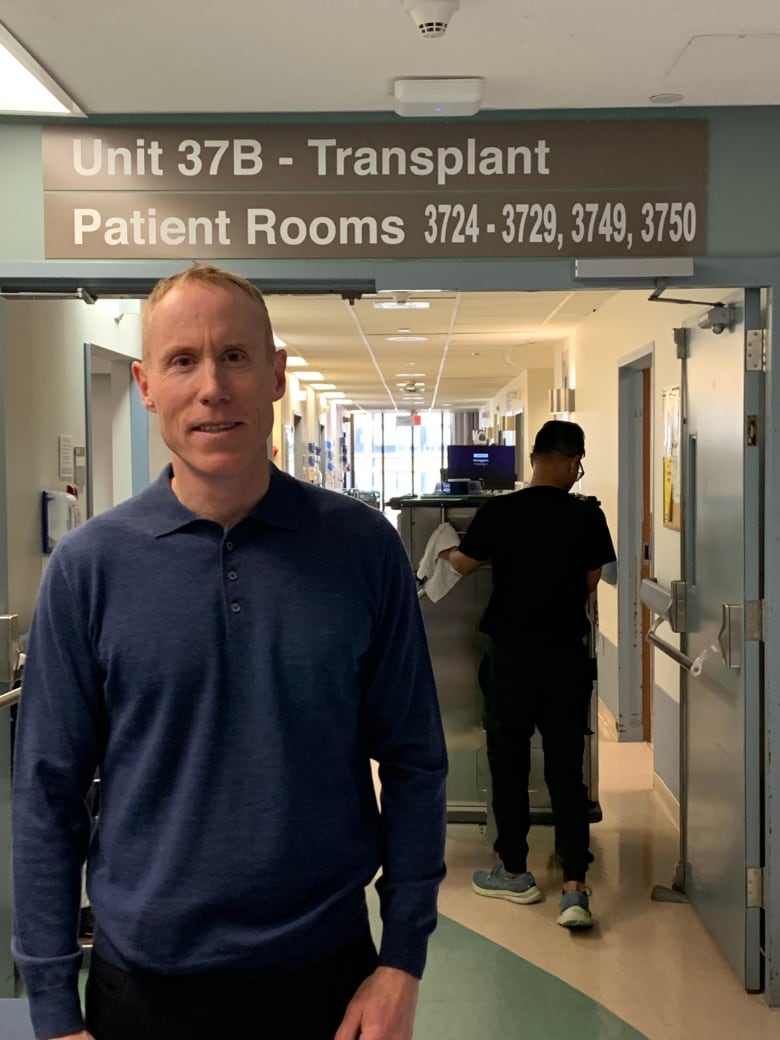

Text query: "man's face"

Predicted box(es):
[564, 454, 584, 491]
[133, 281, 286, 487]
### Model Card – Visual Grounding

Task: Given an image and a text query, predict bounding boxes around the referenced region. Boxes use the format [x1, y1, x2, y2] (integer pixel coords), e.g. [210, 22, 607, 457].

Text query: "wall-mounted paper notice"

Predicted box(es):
[59, 434, 74, 480]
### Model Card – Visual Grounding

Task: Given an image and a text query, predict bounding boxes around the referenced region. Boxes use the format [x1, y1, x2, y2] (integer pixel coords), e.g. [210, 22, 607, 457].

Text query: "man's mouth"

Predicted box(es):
[193, 422, 242, 432]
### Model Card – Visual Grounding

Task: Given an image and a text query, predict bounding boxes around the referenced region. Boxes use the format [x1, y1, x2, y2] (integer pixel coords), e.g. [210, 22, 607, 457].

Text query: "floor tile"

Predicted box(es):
[433, 741, 780, 1040]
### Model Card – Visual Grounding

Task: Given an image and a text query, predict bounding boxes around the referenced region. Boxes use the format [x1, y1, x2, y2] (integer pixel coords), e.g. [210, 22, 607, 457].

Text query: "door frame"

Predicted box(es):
[0, 254, 778, 1001]
[617, 344, 654, 743]
[83, 343, 149, 518]
[741, 288, 764, 990]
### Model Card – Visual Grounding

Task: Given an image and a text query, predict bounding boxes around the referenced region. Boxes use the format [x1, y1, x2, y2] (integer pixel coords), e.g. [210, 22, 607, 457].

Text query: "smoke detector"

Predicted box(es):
[403, 0, 460, 38]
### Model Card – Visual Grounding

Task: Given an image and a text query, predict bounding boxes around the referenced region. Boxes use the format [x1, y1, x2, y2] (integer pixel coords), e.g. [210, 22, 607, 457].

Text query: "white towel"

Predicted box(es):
[416, 522, 462, 603]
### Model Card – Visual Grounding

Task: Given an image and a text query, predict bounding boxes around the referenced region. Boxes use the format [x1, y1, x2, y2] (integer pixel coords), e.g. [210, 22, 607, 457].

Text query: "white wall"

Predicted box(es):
[483, 367, 554, 482]
[1, 298, 141, 630]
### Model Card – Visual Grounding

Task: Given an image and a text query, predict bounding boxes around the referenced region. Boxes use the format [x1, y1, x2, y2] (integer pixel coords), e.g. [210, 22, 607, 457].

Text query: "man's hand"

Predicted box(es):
[438, 547, 481, 577]
[333, 965, 419, 1040]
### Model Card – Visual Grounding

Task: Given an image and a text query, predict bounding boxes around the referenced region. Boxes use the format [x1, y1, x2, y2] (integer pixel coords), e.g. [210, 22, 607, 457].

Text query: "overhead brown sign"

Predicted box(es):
[42, 120, 708, 259]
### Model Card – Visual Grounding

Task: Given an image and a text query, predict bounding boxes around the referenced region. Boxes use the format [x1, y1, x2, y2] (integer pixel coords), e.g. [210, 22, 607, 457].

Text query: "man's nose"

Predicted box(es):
[199, 359, 230, 402]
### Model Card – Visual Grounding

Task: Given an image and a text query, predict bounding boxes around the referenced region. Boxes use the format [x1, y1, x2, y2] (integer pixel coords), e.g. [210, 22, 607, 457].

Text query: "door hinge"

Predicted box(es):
[747, 867, 764, 908]
[745, 328, 767, 372]
[745, 599, 765, 643]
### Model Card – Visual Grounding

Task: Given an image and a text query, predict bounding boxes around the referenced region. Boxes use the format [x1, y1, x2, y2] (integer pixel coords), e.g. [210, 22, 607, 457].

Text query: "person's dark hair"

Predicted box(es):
[531, 420, 585, 458]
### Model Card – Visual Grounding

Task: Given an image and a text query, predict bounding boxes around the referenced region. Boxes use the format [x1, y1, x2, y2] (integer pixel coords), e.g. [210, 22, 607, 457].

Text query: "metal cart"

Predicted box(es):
[388, 494, 602, 829]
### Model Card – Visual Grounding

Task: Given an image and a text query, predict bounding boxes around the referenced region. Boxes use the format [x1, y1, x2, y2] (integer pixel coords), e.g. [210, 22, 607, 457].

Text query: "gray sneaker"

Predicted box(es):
[472, 863, 543, 904]
[557, 889, 594, 928]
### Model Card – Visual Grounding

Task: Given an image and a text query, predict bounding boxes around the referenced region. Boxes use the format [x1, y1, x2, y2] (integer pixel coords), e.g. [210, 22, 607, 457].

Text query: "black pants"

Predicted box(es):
[481, 640, 593, 883]
[85, 927, 378, 1040]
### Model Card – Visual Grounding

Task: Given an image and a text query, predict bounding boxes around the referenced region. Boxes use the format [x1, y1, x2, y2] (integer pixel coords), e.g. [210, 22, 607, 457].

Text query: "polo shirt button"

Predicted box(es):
[226, 541, 234, 550]
[231, 602, 241, 613]
[227, 570, 238, 581]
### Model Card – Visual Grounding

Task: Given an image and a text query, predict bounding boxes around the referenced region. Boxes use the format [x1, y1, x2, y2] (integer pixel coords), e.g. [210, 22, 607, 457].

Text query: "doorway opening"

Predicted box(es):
[84, 343, 145, 518]
[617, 347, 654, 745]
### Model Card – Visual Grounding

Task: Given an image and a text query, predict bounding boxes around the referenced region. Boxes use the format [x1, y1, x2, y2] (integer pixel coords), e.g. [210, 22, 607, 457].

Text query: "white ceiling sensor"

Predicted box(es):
[403, 0, 460, 39]
[393, 77, 483, 118]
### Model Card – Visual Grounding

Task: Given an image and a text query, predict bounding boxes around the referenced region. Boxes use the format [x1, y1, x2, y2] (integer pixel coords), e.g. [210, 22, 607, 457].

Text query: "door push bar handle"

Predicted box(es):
[647, 601, 744, 675]
[646, 631, 696, 673]
[0, 684, 21, 710]
[718, 603, 743, 670]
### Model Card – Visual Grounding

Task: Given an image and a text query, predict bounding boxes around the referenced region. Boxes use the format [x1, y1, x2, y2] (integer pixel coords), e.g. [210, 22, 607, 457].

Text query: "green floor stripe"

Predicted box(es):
[61, 892, 648, 1039]
[415, 913, 648, 1039]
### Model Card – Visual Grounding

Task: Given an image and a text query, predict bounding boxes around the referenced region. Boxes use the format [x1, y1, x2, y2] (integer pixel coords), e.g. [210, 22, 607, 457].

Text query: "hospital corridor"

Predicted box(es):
[2, 2, 780, 1038]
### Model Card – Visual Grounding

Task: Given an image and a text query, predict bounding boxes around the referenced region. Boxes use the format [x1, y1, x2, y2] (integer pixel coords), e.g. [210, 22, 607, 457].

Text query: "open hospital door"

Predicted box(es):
[649, 288, 764, 991]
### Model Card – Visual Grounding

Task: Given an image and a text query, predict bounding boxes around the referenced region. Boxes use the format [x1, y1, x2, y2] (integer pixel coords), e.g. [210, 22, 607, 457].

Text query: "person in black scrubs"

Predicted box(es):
[440, 420, 615, 929]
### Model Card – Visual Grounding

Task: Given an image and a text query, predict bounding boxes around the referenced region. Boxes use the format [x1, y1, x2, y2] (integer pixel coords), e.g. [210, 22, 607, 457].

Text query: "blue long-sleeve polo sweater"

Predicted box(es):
[12, 465, 448, 1039]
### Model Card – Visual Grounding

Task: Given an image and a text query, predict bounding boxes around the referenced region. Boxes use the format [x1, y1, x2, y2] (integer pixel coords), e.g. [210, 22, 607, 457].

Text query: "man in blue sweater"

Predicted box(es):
[12, 264, 448, 1040]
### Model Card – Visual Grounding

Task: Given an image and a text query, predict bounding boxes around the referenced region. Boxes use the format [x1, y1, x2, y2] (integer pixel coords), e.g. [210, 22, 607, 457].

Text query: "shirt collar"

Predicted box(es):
[140, 463, 305, 537]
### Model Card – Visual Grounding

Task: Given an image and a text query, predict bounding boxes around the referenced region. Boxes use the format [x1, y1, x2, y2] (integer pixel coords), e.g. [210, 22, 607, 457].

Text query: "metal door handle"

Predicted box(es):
[717, 603, 743, 670]
[0, 684, 21, 710]
[646, 632, 696, 673]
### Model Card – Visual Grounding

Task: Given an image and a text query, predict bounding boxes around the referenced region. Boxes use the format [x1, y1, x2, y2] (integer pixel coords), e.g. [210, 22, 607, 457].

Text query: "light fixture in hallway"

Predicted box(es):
[0, 21, 83, 115]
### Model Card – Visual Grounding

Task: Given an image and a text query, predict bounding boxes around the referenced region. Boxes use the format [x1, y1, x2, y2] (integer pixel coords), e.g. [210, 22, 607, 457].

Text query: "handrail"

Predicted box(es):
[0, 685, 21, 710]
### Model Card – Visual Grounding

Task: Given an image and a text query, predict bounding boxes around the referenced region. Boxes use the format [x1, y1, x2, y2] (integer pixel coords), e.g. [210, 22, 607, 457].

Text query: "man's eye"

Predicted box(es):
[224, 350, 247, 363]
[171, 355, 194, 367]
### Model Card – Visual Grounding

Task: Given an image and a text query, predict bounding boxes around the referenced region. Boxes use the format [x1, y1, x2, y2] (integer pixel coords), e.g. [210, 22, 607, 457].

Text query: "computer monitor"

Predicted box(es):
[446, 444, 516, 491]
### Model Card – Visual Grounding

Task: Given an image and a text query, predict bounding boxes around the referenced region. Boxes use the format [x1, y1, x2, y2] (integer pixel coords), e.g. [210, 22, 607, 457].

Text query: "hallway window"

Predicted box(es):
[351, 411, 453, 507]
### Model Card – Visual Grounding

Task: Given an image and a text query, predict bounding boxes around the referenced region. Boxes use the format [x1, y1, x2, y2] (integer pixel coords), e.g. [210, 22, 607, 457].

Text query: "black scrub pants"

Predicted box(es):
[85, 926, 378, 1040]
[481, 639, 593, 883]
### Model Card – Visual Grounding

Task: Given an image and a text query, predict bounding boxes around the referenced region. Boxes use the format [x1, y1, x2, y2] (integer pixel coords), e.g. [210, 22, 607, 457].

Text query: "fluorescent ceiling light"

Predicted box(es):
[395, 372, 427, 377]
[285, 355, 308, 367]
[373, 301, 430, 310]
[296, 371, 326, 381]
[322, 391, 346, 399]
[311, 383, 336, 391]
[0, 23, 84, 116]
[273, 333, 287, 348]
[386, 335, 427, 342]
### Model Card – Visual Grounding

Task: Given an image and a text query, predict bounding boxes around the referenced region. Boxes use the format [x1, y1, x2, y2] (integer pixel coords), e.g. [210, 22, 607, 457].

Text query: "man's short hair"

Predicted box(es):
[142, 262, 275, 358]
[531, 420, 585, 458]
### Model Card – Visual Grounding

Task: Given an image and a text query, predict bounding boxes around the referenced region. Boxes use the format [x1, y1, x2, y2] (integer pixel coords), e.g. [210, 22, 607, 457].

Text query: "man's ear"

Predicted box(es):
[131, 360, 157, 413]
[272, 349, 287, 403]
